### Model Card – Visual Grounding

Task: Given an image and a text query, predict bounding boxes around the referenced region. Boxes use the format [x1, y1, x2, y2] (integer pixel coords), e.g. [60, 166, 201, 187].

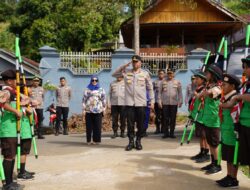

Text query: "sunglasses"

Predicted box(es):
[91, 79, 98, 82]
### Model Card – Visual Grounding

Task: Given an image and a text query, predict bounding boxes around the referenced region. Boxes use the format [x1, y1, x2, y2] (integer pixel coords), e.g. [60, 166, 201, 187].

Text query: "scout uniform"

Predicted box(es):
[153, 78, 163, 134]
[109, 78, 126, 138]
[189, 71, 209, 163]
[55, 81, 71, 135]
[30, 77, 45, 139]
[112, 55, 154, 151]
[201, 65, 222, 175]
[0, 70, 20, 190]
[216, 74, 240, 188]
[239, 56, 250, 166]
[158, 69, 183, 138]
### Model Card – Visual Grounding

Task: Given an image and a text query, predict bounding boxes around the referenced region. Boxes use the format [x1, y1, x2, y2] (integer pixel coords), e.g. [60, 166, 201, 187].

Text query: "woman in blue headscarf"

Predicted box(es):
[82, 75, 106, 145]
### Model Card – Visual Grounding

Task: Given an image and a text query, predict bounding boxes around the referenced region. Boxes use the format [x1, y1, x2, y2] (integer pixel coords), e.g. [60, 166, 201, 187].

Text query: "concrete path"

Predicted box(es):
[11, 128, 250, 190]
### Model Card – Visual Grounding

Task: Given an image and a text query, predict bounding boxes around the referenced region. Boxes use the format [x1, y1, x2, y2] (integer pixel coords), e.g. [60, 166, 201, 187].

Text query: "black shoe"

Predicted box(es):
[125, 139, 134, 151]
[190, 152, 202, 160]
[196, 154, 210, 163]
[17, 171, 34, 180]
[135, 138, 143, 150]
[154, 130, 160, 134]
[111, 132, 118, 139]
[201, 163, 213, 171]
[162, 134, 169, 139]
[63, 130, 68, 135]
[38, 135, 45, 139]
[120, 132, 126, 138]
[3, 183, 21, 190]
[169, 134, 176, 139]
[142, 132, 148, 137]
[216, 175, 231, 184]
[205, 165, 222, 175]
[219, 177, 239, 188]
[25, 170, 35, 176]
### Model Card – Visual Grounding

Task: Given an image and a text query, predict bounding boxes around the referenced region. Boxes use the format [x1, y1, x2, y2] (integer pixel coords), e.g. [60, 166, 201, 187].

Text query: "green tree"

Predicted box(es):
[222, 0, 250, 15]
[9, 0, 127, 60]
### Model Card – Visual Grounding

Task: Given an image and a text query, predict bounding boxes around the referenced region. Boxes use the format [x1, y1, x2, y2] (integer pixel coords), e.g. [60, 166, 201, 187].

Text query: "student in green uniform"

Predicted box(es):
[17, 109, 34, 180]
[216, 74, 241, 188]
[199, 65, 222, 175]
[0, 69, 23, 190]
[232, 55, 250, 174]
[189, 71, 210, 163]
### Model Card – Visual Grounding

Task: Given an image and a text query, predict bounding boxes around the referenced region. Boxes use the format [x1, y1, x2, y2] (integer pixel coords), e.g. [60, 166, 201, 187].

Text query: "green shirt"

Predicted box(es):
[21, 114, 32, 139]
[191, 98, 204, 123]
[202, 85, 221, 128]
[0, 102, 17, 138]
[240, 101, 250, 127]
[221, 109, 236, 146]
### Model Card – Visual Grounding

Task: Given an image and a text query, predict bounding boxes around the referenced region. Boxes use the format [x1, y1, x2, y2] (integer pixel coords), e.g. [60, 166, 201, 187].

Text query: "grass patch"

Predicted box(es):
[176, 114, 188, 125]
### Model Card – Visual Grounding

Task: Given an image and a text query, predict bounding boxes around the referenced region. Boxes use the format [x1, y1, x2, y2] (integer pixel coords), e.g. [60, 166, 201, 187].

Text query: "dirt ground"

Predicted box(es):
[8, 126, 250, 190]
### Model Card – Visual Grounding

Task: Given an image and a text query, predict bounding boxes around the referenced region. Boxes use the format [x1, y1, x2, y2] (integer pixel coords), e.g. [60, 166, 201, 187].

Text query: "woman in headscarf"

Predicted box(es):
[82, 75, 106, 145]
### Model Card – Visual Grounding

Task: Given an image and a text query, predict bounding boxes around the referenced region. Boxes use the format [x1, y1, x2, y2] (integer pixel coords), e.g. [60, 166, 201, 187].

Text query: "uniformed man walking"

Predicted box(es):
[158, 69, 183, 138]
[109, 75, 126, 138]
[29, 76, 45, 139]
[185, 75, 196, 106]
[112, 55, 154, 151]
[55, 77, 71, 136]
[153, 69, 165, 134]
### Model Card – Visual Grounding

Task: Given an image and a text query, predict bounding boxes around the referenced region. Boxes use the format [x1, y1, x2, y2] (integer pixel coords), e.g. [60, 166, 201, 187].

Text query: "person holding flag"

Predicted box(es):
[189, 71, 210, 163]
[199, 65, 222, 175]
[216, 74, 241, 188]
[0, 69, 28, 190]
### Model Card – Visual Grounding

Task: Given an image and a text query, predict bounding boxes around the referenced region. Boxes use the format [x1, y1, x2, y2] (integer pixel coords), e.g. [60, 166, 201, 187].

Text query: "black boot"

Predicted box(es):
[111, 131, 118, 139]
[63, 128, 69, 135]
[120, 131, 126, 138]
[125, 138, 134, 151]
[135, 138, 143, 150]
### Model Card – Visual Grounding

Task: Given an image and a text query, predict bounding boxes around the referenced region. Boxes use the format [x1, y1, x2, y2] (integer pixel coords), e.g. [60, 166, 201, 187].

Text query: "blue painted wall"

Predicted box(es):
[39, 46, 208, 126]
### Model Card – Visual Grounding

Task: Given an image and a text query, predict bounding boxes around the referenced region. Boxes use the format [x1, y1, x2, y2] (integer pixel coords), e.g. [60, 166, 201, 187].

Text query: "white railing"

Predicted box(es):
[60, 52, 112, 75]
[140, 53, 187, 76]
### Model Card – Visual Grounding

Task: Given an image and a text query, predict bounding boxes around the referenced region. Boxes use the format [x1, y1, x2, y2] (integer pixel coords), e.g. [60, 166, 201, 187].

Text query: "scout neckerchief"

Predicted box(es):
[219, 90, 238, 122]
[189, 84, 205, 111]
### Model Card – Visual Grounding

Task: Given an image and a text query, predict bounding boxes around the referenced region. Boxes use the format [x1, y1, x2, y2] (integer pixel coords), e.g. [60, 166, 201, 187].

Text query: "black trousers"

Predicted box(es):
[56, 106, 69, 132]
[111, 105, 126, 132]
[154, 103, 162, 132]
[162, 105, 178, 136]
[35, 109, 44, 136]
[85, 113, 102, 143]
[126, 106, 145, 139]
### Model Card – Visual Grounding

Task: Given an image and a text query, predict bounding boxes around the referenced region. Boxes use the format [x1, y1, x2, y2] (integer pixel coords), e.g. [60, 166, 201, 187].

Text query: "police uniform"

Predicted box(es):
[185, 76, 196, 106]
[158, 69, 183, 138]
[30, 77, 45, 139]
[153, 78, 163, 133]
[238, 56, 250, 165]
[109, 78, 126, 138]
[201, 65, 222, 175]
[112, 55, 154, 151]
[55, 83, 71, 135]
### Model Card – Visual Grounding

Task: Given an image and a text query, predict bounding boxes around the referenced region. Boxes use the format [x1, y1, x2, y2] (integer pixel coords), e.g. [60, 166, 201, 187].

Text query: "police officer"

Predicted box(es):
[112, 55, 154, 151]
[109, 75, 126, 138]
[29, 76, 45, 139]
[185, 75, 196, 106]
[158, 68, 183, 138]
[55, 77, 71, 136]
[153, 69, 165, 134]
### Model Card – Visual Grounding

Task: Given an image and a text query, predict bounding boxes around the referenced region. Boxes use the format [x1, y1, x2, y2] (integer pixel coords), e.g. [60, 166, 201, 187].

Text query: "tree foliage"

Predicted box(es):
[222, 0, 250, 15]
[8, 0, 128, 60]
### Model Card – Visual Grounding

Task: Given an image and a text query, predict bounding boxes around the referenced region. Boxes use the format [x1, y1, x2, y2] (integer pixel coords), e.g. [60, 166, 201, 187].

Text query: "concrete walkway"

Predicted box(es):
[13, 129, 250, 190]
